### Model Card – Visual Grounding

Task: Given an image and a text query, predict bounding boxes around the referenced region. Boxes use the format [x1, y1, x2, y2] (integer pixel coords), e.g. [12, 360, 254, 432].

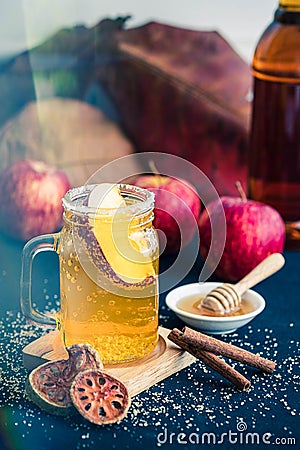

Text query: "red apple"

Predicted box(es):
[0, 159, 71, 241]
[199, 192, 285, 281]
[132, 174, 201, 254]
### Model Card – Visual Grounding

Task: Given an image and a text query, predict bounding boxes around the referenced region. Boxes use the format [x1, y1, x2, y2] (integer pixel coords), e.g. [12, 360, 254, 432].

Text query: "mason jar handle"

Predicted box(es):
[20, 233, 60, 327]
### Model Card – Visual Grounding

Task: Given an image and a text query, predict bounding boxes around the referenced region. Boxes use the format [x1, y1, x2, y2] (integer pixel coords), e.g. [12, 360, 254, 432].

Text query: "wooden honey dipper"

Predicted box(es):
[200, 253, 285, 315]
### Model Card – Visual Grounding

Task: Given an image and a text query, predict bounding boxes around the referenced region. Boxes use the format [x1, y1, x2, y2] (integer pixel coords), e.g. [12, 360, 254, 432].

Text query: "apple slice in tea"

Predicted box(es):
[88, 183, 156, 284]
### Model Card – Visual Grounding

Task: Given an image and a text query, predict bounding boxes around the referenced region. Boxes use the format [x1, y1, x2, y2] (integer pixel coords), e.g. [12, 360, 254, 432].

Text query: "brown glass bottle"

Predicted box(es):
[249, 0, 300, 249]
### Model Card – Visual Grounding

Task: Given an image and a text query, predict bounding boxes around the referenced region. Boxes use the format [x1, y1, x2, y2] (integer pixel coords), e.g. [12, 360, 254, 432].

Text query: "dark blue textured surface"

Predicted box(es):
[0, 230, 299, 450]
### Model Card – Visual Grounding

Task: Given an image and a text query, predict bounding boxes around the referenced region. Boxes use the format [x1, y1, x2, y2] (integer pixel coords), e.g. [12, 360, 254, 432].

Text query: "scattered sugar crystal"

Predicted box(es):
[0, 310, 299, 447]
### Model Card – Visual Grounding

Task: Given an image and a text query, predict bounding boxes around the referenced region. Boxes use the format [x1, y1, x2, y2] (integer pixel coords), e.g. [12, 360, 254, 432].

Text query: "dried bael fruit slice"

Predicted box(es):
[26, 344, 103, 416]
[71, 370, 131, 425]
[67, 343, 103, 374]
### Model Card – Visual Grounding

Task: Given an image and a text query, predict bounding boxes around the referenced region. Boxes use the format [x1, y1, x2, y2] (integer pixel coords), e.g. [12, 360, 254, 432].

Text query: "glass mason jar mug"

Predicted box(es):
[20, 184, 159, 364]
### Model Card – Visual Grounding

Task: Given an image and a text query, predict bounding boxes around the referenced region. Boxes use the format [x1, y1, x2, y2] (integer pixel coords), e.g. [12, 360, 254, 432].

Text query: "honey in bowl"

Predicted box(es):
[177, 294, 255, 317]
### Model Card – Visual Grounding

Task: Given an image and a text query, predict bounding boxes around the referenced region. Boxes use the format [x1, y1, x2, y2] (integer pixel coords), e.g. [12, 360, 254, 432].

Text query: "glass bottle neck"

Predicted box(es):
[275, 1, 300, 23]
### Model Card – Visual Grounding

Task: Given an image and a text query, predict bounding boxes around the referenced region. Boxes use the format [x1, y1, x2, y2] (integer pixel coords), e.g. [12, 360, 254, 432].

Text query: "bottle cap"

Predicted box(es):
[279, 0, 300, 7]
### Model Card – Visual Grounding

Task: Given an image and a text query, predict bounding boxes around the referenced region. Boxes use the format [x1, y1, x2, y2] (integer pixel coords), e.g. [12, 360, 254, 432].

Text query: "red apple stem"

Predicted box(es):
[235, 181, 247, 202]
[148, 160, 164, 185]
[149, 160, 160, 176]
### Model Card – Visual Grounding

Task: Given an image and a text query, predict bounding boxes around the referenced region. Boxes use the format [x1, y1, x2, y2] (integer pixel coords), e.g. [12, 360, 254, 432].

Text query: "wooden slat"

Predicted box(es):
[22, 327, 196, 397]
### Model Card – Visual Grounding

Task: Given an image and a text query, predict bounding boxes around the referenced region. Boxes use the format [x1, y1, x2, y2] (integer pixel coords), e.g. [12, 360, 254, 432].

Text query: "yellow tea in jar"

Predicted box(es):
[56, 184, 159, 364]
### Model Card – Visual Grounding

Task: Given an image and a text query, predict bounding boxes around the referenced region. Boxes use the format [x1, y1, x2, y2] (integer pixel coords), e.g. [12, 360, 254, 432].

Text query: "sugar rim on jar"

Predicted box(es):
[62, 184, 155, 223]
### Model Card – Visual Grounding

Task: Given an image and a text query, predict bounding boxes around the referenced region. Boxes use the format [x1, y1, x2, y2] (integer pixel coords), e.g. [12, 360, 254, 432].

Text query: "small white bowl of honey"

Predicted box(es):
[165, 282, 266, 334]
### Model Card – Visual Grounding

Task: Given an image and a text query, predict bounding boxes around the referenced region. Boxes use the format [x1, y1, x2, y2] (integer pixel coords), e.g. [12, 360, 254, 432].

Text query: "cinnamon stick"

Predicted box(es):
[168, 328, 251, 391]
[180, 327, 275, 373]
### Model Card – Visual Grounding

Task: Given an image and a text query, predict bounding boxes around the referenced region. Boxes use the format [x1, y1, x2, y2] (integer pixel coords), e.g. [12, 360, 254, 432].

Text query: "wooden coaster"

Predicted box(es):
[22, 327, 195, 397]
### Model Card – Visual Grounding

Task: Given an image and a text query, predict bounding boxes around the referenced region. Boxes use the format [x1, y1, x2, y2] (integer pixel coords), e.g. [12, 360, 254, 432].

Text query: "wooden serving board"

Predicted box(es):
[22, 327, 196, 397]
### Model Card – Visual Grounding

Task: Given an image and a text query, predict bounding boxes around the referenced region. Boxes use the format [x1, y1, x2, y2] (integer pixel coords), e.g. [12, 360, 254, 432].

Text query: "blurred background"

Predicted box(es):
[0, 0, 280, 196]
[1, 0, 277, 63]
